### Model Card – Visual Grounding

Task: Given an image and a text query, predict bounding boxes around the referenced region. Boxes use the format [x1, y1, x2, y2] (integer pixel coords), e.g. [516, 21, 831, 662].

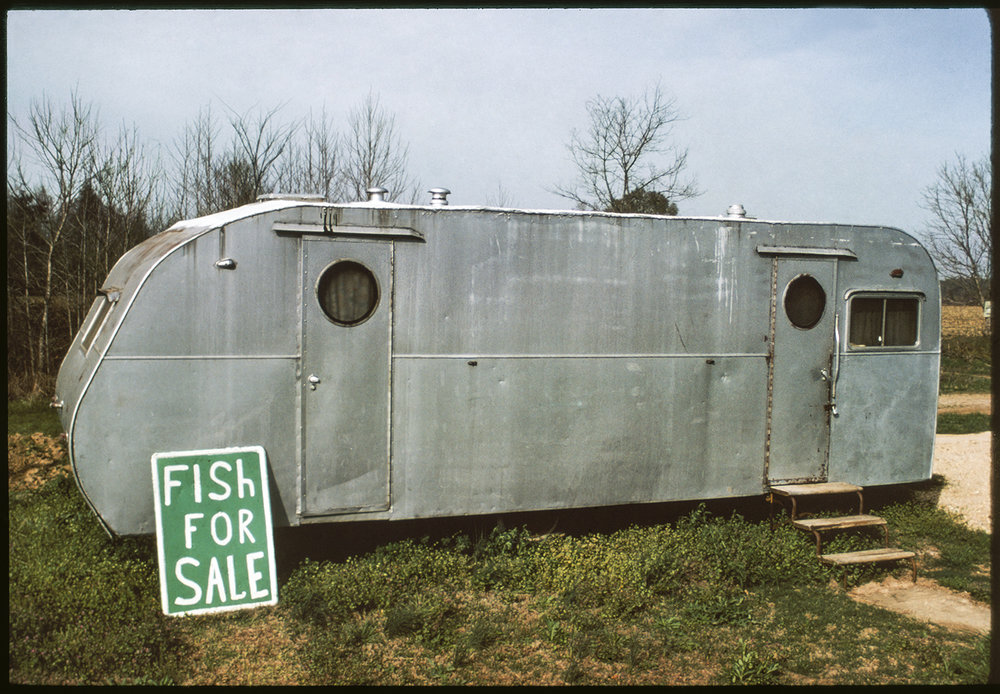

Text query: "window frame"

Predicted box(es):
[782, 273, 828, 330]
[315, 258, 382, 327]
[79, 290, 119, 353]
[845, 290, 924, 351]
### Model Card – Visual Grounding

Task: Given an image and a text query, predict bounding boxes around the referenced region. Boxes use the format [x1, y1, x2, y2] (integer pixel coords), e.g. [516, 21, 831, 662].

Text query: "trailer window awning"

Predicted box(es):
[272, 222, 425, 241]
[756, 245, 857, 259]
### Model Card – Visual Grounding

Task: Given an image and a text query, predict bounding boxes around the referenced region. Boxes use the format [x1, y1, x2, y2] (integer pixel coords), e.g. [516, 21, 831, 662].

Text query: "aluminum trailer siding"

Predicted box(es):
[54, 199, 939, 535]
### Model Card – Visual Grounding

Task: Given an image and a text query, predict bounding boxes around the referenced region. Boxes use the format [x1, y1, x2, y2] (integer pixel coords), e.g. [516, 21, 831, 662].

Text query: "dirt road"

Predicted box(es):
[938, 393, 991, 415]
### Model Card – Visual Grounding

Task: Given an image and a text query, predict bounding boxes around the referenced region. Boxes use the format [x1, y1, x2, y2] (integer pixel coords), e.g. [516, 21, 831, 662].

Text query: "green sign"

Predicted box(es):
[151, 446, 277, 616]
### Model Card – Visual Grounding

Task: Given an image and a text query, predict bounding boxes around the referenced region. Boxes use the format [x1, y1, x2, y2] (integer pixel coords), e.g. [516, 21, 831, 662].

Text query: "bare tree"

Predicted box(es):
[555, 83, 699, 213]
[275, 107, 344, 201]
[341, 91, 417, 202]
[226, 103, 298, 204]
[921, 153, 991, 307]
[171, 103, 299, 216]
[8, 91, 99, 375]
[90, 123, 161, 273]
[484, 182, 513, 208]
[171, 104, 222, 218]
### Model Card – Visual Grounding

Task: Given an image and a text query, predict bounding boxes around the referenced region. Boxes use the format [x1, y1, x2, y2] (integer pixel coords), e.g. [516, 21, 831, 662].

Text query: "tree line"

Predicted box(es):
[6, 84, 991, 397]
[6, 90, 420, 395]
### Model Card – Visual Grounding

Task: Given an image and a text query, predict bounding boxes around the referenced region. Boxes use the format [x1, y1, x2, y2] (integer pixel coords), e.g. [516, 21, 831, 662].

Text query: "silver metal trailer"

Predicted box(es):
[54, 191, 940, 536]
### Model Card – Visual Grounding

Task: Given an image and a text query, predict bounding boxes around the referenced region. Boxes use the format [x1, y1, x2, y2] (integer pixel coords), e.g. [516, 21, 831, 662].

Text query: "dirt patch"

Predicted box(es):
[938, 393, 991, 415]
[849, 576, 990, 635]
[177, 612, 313, 685]
[7, 433, 71, 490]
[932, 432, 992, 532]
[849, 431, 992, 634]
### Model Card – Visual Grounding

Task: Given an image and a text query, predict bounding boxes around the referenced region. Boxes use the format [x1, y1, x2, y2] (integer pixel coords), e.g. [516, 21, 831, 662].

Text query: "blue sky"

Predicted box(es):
[5, 8, 992, 238]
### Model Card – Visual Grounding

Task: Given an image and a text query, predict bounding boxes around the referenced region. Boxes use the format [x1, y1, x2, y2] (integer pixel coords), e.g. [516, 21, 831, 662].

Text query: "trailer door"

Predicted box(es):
[301, 238, 391, 515]
[766, 257, 838, 484]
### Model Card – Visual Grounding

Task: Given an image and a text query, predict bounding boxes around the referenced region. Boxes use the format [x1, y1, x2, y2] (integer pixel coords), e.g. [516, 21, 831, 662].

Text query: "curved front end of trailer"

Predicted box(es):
[54, 200, 311, 535]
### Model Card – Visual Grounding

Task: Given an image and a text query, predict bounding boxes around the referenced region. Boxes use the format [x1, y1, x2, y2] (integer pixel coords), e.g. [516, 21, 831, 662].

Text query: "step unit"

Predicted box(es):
[791, 514, 888, 555]
[768, 481, 865, 521]
[767, 481, 916, 588]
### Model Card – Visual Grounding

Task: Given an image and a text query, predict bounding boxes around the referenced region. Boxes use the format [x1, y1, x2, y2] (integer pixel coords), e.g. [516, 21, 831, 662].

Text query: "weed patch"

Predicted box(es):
[939, 334, 991, 394]
[936, 412, 990, 434]
[9, 474, 185, 684]
[9, 433, 990, 685]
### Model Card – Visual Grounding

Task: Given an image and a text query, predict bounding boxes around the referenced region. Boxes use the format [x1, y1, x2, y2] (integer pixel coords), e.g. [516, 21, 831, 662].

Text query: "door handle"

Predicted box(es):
[829, 313, 840, 417]
[307, 374, 321, 390]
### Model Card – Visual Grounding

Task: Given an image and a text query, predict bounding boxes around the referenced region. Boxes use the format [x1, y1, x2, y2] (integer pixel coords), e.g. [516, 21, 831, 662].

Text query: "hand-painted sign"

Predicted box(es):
[151, 446, 277, 616]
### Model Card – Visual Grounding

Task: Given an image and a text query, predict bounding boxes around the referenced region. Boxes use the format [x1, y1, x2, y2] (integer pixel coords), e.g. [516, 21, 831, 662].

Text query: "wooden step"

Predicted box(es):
[821, 548, 917, 587]
[795, 515, 889, 554]
[792, 515, 886, 532]
[768, 482, 865, 520]
[821, 548, 915, 565]
[770, 482, 862, 497]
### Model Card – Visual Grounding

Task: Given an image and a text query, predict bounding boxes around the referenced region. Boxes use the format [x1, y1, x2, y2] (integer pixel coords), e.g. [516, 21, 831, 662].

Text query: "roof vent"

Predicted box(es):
[726, 203, 748, 218]
[428, 188, 451, 206]
[366, 187, 389, 202]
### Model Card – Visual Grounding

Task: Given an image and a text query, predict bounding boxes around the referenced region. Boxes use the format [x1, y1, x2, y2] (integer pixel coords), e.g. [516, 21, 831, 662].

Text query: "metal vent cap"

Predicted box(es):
[429, 188, 451, 206]
[366, 187, 389, 202]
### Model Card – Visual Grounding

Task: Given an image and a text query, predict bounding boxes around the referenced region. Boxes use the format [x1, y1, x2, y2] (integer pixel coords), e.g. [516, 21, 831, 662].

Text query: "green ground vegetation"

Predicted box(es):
[8, 398, 65, 436]
[8, 457, 990, 685]
[936, 413, 991, 435]
[939, 334, 991, 394]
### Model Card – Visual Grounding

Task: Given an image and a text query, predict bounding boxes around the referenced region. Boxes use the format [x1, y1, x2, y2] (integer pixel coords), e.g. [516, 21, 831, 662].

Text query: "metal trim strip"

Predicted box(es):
[392, 352, 769, 359]
[273, 222, 425, 240]
[756, 245, 857, 259]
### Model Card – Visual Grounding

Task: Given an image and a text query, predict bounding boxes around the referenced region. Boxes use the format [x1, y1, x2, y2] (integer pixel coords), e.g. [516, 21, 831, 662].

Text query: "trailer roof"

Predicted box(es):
[165, 197, 909, 237]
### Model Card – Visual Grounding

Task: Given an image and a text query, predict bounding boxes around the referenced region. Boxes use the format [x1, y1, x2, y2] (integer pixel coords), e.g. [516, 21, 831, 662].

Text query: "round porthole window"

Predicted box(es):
[783, 275, 826, 329]
[316, 260, 380, 326]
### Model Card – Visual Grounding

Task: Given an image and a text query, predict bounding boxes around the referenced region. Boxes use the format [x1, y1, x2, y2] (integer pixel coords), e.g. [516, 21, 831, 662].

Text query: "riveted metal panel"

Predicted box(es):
[106, 218, 300, 359]
[392, 213, 773, 358]
[389, 355, 768, 519]
[829, 352, 938, 485]
[72, 358, 299, 535]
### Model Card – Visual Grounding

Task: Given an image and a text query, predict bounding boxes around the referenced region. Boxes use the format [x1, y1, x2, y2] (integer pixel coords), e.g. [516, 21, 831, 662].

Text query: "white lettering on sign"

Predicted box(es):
[237, 458, 255, 499]
[163, 464, 188, 506]
[184, 513, 203, 549]
[172, 553, 271, 606]
[161, 461, 259, 506]
[174, 557, 202, 606]
[239, 508, 256, 544]
[209, 461, 232, 500]
[211, 511, 233, 546]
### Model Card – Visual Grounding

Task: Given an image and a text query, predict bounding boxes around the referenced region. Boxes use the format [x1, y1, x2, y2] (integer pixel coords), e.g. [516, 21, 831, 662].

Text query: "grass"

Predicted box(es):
[8, 449, 991, 685]
[936, 413, 991, 435]
[8, 398, 64, 436]
[939, 334, 991, 394]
